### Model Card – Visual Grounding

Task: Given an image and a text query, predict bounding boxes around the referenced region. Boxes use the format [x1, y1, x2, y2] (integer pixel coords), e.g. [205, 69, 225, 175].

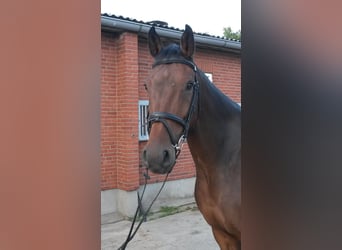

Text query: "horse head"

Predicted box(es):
[142, 25, 198, 174]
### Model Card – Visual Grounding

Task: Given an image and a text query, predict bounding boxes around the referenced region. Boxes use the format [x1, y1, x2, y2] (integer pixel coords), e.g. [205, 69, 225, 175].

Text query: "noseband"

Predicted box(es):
[147, 58, 199, 157]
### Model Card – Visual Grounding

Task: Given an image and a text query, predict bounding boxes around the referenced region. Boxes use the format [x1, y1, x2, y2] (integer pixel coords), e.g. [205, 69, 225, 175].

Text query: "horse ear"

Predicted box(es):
[148, 26, 162, 57]
[180, 24, 195, 58]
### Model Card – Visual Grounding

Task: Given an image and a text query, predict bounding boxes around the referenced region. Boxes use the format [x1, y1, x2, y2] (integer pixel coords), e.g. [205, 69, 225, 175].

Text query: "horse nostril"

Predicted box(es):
[163, 150, 170, 163]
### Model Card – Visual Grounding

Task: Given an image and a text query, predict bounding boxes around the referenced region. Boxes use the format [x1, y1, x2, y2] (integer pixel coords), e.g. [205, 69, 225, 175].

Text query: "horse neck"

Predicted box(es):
[187, 73, 241, 170]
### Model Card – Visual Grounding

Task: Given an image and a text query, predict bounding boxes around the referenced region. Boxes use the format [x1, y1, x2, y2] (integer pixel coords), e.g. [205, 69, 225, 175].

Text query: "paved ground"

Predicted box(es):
[101, 209, 218, 250]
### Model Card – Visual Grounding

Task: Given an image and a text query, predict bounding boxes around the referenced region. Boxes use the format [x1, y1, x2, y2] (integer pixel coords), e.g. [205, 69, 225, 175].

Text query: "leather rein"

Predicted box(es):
[147, 58, 199, 158]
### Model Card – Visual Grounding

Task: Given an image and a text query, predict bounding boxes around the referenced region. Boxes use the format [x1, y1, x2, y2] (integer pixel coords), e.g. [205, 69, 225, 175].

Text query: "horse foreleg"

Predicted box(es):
[212, 228, 241, 250]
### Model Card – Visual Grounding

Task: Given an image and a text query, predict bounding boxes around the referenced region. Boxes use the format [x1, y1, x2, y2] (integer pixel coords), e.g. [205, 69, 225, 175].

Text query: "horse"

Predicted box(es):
[142, 25, 241, 250]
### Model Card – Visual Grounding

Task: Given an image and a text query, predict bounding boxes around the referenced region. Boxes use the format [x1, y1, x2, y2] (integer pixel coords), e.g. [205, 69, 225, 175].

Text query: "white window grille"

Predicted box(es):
[138, 100, 149, 141]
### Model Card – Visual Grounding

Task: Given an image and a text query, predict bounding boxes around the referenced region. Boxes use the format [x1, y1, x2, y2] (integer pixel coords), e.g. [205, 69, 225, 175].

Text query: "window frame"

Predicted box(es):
[205, 72, 213, 82]
[138, 100, 149, 141]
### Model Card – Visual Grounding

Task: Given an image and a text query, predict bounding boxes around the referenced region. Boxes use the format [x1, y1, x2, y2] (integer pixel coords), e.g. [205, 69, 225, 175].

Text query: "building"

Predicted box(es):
[101, 14, 241, 218]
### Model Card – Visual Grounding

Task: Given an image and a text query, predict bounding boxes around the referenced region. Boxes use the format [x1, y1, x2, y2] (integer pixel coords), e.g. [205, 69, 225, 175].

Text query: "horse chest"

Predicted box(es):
[194, 161, 241, 235]
[194, 174, 226, 224]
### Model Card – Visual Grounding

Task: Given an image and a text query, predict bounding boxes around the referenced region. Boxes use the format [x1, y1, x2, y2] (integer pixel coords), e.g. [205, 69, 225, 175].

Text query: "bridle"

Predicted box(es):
[147, 58, 199, 158]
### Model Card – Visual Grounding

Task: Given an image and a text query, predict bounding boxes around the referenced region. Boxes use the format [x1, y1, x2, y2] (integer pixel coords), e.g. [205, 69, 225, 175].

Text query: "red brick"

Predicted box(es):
[101, 31, 240, 191]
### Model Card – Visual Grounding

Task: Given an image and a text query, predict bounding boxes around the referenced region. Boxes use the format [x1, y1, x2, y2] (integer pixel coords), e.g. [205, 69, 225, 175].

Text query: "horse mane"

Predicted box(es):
[154, 43, 193, 63]
[196, 68, 241, 119]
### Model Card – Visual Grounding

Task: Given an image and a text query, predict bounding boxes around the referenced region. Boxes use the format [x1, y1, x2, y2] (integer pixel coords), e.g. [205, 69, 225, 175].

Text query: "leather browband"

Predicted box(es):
[152, 58, 197, 72]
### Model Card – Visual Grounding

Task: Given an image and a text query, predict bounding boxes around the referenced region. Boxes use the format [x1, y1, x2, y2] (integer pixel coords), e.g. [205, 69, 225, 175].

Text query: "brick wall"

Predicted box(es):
[101, 32, 118, 190]
[101, 31, 140, 191]
[195, 48, 241, 103]
[101, 31, 241, 191]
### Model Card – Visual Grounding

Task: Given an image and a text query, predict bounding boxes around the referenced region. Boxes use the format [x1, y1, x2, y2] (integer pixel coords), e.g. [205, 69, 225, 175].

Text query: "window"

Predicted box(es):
[138, 100, 149, 141]
[205, 73, 213, 82]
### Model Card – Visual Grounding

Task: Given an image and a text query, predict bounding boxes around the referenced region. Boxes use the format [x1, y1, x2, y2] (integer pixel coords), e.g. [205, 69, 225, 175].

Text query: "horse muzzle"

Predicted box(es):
[142, 144, 176, 174]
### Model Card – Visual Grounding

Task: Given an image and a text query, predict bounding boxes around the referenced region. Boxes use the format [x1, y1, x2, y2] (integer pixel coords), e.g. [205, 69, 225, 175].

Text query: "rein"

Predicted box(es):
[117, 169, 169, 250]
[148, 58, 199, 157]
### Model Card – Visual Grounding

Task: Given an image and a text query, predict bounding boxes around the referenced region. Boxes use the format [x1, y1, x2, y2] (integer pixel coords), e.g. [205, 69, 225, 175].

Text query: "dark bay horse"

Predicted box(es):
[142, 25, 241, 250]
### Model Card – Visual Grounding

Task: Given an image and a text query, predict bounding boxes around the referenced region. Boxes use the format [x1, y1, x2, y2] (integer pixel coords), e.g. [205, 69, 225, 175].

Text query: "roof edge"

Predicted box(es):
[101, 15, 241, 53]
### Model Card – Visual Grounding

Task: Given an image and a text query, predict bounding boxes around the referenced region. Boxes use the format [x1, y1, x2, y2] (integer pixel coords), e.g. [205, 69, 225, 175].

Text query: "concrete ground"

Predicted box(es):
[101, 206, 218, 250]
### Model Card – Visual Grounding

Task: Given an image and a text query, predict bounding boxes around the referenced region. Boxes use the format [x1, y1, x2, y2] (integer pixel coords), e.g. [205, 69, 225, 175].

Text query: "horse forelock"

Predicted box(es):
[154, 43, 193, 63]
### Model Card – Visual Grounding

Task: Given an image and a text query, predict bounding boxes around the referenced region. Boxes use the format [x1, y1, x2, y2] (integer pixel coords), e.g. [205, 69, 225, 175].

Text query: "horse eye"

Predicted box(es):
[144, 84, 148, 91]
[186, 81, 194, 90]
